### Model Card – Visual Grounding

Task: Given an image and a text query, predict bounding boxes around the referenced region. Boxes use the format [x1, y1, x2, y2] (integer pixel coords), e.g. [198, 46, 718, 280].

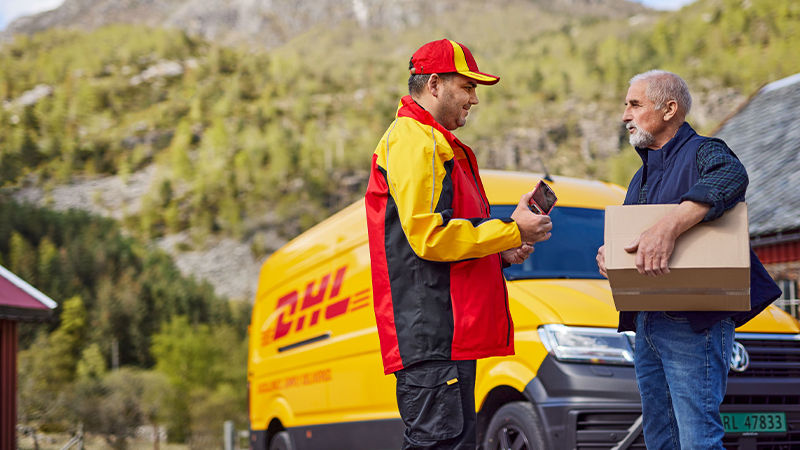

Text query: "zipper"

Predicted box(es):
[501, 259, 512, 346]
[463, 145, 510, 345]
[462, 145, 490, 216]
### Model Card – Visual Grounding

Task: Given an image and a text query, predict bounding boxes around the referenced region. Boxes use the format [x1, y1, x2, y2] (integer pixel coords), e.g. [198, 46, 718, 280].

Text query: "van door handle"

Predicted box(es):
[277, 332, 332, 352]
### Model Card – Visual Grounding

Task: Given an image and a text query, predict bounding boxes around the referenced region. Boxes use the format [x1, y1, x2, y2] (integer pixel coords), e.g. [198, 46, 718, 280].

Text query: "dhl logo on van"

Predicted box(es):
[262, 266, 371, 345]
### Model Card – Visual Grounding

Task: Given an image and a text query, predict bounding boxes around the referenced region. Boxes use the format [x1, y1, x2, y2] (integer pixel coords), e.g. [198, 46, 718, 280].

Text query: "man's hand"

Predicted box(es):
[624, 200, 711, 276]
[624, 220, 678, 276]
[502, 243, 534, 265]
[596, 245, 607, 278]
[511, 191, 552, 244]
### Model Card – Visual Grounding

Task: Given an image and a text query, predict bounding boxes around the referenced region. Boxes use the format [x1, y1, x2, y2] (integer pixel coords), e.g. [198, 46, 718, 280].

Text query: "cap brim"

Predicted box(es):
[461, 70, 500, 85]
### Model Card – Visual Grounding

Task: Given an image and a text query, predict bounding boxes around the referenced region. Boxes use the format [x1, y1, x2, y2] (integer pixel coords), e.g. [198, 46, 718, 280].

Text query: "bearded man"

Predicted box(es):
[596, 70, 781, 449]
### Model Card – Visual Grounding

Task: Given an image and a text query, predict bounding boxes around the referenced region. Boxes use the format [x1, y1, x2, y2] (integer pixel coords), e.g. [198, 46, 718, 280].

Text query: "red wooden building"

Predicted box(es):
[0, 265, 57, 450]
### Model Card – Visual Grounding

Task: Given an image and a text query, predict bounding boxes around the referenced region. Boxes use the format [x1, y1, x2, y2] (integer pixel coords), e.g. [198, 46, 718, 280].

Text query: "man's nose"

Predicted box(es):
[621, 109, 632, 122]
[470, 92, 479, 105]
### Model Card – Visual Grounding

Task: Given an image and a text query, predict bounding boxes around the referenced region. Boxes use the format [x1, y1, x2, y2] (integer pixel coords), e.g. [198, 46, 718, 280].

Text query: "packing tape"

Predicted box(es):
[613, 288, 750, 296]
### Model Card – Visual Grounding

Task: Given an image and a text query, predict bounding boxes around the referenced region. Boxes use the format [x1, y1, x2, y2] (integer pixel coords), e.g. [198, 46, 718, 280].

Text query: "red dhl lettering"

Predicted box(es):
[261, 266, 371, 346]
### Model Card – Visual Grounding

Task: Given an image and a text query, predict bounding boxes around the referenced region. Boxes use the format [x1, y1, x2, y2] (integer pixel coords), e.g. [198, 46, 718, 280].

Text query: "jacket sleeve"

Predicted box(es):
[381, 119, 521, 262]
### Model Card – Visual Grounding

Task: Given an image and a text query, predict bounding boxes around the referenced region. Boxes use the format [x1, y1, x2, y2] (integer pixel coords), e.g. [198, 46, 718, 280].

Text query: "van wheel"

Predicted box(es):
[483, 401, 546, 450]
[269, 431, 295, 450]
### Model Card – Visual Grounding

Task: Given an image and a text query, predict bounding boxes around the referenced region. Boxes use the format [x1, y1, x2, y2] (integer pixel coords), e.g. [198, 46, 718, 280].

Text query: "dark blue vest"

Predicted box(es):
[618, 123, 782, 333]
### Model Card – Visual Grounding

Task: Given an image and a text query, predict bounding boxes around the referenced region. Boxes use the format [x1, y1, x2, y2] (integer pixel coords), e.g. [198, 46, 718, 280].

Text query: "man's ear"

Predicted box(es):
[427, 74, 441, 98]
[662, 100, 679, 121]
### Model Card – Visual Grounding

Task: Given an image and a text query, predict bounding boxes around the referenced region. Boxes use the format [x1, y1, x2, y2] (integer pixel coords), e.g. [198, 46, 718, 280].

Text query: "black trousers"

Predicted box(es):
[394, 359, 477, 450]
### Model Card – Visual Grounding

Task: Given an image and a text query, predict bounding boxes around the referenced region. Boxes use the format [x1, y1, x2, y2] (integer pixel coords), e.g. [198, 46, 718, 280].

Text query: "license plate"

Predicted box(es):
[722, 412, 787, 434]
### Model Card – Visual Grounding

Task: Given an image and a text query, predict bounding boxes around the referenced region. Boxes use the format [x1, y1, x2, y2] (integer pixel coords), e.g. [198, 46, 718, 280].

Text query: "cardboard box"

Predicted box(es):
[604, 203, 750, 311]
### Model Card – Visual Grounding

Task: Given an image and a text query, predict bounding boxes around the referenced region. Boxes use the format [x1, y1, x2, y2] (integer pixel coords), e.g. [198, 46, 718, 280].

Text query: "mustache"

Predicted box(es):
[626, 122, 636, 131]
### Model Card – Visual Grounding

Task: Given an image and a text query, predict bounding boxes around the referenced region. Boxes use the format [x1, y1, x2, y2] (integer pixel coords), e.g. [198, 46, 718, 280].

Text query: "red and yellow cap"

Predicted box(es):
[409, 39, 500, 85]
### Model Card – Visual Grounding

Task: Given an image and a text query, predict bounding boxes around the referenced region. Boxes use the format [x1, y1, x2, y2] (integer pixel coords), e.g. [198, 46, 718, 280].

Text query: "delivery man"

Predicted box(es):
[364, 39, 552, 449]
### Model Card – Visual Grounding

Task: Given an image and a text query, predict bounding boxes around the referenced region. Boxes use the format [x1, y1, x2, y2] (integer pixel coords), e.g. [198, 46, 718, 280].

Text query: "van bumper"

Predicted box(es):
[523, 355, 643, 449]
[525, 355, 800, 449]
[249, 428, 267, 450]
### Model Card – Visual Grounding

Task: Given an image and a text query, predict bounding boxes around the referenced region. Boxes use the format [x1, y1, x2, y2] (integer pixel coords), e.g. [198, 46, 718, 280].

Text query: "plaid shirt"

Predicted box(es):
[638, 139, 748, 221]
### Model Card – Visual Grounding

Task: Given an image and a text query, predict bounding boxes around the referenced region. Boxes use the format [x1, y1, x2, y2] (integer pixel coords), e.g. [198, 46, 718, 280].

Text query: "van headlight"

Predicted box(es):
[538, 324, 635, 366]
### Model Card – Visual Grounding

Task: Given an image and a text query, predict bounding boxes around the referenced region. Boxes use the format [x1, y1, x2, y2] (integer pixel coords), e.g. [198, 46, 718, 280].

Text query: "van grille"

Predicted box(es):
[575, 412, 646, 449]
[575, 409, 800, 449]
[722, 433, 800, 449]
[724, 395, 800, 405]
[571, 334, 800, 449]
[730, 334, 800, 378]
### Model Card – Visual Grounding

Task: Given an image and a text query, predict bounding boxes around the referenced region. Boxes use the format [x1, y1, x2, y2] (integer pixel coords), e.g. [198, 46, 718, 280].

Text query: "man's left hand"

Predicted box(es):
[624, 201, 711, 276]
[502, 243, 534, 265]
[624, 221, 677, 276]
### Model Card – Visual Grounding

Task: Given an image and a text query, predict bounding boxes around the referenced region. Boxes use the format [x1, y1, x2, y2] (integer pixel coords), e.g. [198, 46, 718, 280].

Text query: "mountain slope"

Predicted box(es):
[2, 0, 799, 302]
[2, 0, 647, 48]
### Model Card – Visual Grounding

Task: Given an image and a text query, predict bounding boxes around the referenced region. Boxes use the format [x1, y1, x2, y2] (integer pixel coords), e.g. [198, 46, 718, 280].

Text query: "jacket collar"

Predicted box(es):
[397, 95, 469, 151]
[395, 96, 487, 201]
[635, 122, 696, 163]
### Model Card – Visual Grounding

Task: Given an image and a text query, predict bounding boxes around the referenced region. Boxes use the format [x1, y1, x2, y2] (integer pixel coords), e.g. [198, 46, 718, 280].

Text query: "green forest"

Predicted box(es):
[1, 0, 799, 447]
[1, 202, 250, 447]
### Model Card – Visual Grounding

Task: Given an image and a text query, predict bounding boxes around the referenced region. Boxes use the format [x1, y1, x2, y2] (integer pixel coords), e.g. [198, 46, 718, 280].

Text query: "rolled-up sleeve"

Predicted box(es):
[680, 139, 748, 221]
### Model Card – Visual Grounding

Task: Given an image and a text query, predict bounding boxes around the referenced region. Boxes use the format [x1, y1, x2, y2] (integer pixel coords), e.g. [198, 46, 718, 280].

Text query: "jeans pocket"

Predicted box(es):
[662, 311, 690, 323]
[396, 362, 464, 442]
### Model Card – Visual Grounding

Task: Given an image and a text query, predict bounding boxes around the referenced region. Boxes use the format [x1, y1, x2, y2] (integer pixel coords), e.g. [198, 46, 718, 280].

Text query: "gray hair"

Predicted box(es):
[629, 70, 692, 116]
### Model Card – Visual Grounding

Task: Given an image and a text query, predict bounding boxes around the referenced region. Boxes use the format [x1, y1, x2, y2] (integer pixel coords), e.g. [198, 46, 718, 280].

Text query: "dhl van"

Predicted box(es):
[248, 170, 800, 450]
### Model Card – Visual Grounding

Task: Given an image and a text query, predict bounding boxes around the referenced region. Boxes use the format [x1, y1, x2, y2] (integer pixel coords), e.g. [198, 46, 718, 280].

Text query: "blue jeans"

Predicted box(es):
[634, 312, 735, 450]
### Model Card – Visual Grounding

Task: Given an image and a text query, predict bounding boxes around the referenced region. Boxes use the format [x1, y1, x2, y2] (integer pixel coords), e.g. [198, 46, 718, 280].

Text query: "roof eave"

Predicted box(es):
[0, 305, 56, 323]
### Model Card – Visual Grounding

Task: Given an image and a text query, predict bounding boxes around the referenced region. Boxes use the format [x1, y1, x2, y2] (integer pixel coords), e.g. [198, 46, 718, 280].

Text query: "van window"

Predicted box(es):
[490, 206, 605, 280]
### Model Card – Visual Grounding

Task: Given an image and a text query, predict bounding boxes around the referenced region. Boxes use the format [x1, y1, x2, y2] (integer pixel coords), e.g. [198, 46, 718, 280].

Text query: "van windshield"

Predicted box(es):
[490, 205, 606, 280]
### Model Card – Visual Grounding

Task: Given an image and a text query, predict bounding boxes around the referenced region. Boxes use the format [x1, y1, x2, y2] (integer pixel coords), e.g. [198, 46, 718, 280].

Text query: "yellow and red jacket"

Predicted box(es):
[365, 96, 521, 374]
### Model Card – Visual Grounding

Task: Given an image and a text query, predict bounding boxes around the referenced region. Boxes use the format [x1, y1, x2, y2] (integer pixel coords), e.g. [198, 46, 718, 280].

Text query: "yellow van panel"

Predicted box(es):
[508, 279, 621, 329]
[248, 205, 397, 430]
[476, 329, 549, 402]
[737, 305, 800, 333]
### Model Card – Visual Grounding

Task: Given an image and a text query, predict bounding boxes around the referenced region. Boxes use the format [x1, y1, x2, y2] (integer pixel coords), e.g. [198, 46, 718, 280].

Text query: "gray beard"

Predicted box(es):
[629, 127, 656, 148]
